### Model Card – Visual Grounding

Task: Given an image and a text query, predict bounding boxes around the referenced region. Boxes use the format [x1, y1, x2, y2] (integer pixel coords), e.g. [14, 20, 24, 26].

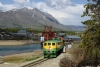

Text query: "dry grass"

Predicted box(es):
[3, 50, 43, 63]
[4, 56, 24, 63]
[68, 43, 84, 66]
[4, 56, 40, 63]
[59, 57, 76, 67]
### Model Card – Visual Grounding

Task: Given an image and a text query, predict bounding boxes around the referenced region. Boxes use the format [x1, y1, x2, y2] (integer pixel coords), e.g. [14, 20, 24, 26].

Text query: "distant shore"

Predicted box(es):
[0, 40, 41, 46]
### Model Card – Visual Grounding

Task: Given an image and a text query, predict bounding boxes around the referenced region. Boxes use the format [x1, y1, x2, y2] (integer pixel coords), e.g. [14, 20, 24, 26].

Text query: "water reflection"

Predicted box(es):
[0, 44, 41, 56]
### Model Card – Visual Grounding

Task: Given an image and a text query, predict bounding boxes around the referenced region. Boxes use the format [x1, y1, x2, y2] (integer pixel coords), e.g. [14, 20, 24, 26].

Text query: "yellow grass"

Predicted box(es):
[3, 50, 43, 63]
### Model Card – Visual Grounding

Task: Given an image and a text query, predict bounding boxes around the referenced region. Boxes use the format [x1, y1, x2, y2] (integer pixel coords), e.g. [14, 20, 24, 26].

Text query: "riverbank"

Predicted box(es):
[0, 40, 41, 46]
[3, 50, 43, 64]
[0, 50, 43, 67]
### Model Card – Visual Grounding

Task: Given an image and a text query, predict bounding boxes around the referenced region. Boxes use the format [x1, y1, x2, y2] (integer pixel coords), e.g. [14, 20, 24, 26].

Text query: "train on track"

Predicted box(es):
[41, 26, 65, 58]
[43, 37, 64, 58]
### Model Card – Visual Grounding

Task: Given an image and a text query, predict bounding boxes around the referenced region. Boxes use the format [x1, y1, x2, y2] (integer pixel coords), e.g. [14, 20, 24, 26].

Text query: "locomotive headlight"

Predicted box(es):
[48, 46, 51, 50]
[50, 48, 52, 50]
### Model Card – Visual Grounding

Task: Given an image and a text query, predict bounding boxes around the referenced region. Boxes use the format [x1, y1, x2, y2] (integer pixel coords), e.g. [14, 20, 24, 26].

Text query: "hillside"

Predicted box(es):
[0, 8, 85, 31]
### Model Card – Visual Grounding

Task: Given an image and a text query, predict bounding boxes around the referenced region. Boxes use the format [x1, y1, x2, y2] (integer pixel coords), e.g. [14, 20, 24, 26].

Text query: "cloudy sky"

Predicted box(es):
[0, 0, 88, 26]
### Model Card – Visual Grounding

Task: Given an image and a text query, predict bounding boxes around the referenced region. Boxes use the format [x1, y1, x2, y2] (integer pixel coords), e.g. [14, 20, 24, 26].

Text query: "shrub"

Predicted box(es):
[59, 57, 76, 67]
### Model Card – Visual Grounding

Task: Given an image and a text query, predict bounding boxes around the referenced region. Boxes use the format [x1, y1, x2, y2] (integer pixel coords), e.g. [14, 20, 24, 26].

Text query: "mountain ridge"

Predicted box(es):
[0, 8, 85, 31]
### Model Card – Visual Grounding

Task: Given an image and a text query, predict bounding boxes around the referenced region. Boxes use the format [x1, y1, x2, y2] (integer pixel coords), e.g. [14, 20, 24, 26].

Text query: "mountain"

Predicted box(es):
[66, 25, 85, 31]
[0, 10, 3, 12]
[0, 8, 85, 31]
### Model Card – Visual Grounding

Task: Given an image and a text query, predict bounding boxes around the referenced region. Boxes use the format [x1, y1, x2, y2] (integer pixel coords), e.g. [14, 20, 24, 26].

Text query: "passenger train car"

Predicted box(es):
[43, 37, 64, 58]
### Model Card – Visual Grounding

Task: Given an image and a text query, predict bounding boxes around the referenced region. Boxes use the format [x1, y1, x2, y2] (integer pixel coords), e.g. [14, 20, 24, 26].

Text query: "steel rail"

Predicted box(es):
[21, 58, 49, 67]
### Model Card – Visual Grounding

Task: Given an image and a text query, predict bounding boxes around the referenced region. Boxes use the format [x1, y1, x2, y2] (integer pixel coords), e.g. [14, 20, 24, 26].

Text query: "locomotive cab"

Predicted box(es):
[43, 37, 64, 58]
[43, 42, 57, 58]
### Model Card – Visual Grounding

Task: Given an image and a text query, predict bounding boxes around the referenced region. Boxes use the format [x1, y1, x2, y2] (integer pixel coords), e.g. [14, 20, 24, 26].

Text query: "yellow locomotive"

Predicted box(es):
[43, 37, 64, 58]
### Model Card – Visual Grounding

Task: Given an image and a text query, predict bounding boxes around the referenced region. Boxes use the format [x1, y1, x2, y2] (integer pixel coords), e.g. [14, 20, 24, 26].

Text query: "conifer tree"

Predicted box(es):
[81, 0, 100, 67]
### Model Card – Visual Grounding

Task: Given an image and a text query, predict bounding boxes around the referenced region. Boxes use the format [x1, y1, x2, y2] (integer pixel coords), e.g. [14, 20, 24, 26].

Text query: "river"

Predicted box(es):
[0, 44, 42, 56]
[0, 43, 70, 56]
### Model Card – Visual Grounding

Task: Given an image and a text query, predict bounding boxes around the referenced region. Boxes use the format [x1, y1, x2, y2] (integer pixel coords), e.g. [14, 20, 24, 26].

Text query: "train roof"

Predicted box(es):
[44, 39, 62, 43]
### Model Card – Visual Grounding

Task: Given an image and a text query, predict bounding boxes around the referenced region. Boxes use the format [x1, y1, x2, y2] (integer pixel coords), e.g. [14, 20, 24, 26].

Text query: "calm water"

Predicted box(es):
[0, 44, 42, 56]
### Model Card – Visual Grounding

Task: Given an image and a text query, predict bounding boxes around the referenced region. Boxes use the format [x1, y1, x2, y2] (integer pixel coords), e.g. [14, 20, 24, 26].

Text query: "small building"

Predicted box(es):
[58, 33, 66, 37]
[14, 29, 30, 37]
[63, 35, 80, 42]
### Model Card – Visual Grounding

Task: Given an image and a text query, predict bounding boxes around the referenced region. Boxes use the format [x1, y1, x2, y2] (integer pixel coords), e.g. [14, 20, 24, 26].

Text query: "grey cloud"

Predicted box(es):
[13, 0, 31, 9]
[13, 0, 30, 4]
[45, 0, 76, 10]
[0, 2, 4, 10]
[58, 16, 88, 25]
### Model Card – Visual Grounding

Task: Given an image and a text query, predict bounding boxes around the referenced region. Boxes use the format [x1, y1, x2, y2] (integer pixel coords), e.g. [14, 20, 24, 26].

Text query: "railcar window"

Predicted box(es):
[58, 42, 60, 45]
[58, 42, 61, 45]
[44, 43, 46, 46]
[52, 43, 55, 46]
[48, 43, 51, 46]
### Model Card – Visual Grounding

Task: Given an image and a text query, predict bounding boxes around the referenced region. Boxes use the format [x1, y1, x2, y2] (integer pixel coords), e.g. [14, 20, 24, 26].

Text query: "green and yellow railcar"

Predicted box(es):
[43, 38, 64, 58]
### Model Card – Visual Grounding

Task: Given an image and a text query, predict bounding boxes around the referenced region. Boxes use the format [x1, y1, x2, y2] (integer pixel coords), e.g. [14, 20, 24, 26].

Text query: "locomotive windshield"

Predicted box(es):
[52, 43, 55, 46]
[44, 43, 46, 46]
[48, 43, 51, 46]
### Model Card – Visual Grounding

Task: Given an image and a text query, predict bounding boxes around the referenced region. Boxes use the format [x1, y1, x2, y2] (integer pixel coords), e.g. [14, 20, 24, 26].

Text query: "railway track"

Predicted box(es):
[21, 58, 49, 67]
